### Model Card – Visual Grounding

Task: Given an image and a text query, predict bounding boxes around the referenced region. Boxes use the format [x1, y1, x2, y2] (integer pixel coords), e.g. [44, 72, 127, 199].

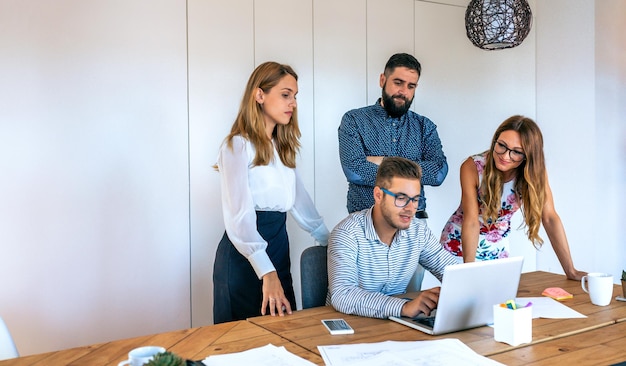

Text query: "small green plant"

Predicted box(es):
[145, 351, 185, 366]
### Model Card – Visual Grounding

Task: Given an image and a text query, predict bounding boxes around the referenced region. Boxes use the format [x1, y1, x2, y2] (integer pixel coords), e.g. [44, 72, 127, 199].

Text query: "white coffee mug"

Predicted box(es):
[581, 272, 613, 306]
[118, 346, 166, 366]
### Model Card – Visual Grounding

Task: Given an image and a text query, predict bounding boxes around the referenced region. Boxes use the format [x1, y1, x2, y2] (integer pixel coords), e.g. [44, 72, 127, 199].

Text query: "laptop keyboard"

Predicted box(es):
[410, 309, 437, 328]
[412, 316, 436, 328]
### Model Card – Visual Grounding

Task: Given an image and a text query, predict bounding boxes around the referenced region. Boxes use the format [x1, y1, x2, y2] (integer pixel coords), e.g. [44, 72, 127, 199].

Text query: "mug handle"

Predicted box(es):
[581, 276, 589, 293]
[118, 361, 130, 366]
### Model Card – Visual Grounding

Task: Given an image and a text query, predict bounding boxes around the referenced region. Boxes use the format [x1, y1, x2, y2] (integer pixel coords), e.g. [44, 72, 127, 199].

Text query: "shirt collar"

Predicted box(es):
[363, 206, 409, 245]
[373, 98, 387, 118]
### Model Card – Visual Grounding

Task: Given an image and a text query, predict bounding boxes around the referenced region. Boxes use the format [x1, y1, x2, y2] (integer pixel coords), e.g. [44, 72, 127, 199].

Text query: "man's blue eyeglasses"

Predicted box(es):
[379, 187, 421, 208]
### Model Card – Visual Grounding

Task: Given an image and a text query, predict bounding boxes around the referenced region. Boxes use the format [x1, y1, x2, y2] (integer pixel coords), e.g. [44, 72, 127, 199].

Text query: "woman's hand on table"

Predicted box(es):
[261, 271, 293, 316]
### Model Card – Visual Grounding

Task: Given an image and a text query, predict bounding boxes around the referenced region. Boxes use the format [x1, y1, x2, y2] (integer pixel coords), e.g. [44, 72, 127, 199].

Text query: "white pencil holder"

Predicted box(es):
[493, 304, 532, 346]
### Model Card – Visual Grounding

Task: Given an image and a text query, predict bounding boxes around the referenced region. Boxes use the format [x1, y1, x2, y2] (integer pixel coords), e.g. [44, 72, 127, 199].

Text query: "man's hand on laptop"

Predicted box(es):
[400, 287, 440, 318]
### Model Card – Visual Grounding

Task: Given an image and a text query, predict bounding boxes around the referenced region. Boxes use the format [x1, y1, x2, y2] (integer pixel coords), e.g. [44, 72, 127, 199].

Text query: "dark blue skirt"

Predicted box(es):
[213, 211, 296, 324]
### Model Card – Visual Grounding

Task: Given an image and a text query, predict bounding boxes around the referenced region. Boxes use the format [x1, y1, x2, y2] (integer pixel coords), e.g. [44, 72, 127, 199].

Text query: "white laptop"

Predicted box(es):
[389, 256, 524, 335]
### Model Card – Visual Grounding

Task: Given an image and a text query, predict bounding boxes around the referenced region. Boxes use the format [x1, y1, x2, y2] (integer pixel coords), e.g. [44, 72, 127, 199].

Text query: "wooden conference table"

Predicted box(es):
[248, 271, 626, 364]
[2, 271, 625, 365]
[0, 321, 324, 366]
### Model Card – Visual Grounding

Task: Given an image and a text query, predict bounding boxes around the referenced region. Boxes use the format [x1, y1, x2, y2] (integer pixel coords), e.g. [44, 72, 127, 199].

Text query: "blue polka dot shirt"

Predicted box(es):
[338, 99, 448, 213]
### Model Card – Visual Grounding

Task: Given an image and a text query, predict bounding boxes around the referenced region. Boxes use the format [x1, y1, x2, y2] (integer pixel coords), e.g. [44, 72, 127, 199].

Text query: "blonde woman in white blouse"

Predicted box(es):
[213, 62, 329, 323]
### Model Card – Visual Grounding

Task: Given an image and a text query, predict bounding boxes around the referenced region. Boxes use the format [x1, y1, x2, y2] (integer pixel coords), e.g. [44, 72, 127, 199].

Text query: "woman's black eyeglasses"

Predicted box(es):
[494, 141, 525, 162]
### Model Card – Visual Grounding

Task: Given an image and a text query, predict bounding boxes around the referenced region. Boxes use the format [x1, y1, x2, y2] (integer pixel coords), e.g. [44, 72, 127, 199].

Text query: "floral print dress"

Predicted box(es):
[440, 153, 520, 260]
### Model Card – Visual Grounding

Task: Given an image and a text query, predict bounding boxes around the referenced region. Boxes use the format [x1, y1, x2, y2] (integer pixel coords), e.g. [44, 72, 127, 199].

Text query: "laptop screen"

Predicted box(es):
[390, 256, 524, 335]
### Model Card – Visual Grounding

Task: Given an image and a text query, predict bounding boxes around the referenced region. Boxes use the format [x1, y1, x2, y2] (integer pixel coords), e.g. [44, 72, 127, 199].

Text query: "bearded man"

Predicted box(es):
[338, 53, 448, 219]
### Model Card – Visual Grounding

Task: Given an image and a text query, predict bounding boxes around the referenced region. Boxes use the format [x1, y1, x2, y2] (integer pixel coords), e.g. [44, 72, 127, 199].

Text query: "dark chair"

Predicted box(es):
[405, 264, 426, 292]
[300, 245, 328, 309]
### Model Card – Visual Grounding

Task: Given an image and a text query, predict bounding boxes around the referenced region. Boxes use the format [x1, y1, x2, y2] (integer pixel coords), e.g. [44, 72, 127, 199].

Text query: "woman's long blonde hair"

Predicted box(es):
[480, 115, 546, 247]
[219, 62, 301, 168]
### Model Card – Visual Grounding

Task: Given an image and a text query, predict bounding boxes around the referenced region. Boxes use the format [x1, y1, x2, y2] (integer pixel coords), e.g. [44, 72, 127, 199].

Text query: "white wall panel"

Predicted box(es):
[367, 0, 415, 102]
[535, 0, 595, 275]
[0, 0, 189, 355]
[188, 0, 254, 326]
[594, 0, 626, 282]
[313, 0, 366, 230]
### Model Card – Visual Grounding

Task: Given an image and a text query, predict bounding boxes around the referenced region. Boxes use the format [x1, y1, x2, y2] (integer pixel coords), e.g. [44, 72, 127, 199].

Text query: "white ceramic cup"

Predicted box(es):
[581, 272, 613, 306]
[118, 346, 166, 366]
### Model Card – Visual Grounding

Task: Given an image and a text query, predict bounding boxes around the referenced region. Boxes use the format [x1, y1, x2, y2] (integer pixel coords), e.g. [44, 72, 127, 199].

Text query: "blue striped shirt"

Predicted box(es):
[338, 99, 448, 213]
[326, 207, 459, 319]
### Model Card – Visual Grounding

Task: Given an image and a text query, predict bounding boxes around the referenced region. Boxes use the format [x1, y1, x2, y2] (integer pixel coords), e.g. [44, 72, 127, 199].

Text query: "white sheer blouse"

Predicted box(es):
[216, 135, 329, 279]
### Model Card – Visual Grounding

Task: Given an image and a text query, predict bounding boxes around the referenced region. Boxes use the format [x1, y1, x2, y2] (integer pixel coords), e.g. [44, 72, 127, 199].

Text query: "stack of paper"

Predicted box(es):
[515, 297, 585, 318]
[202, 344, 316, 366]
[318, 338, 503, 366]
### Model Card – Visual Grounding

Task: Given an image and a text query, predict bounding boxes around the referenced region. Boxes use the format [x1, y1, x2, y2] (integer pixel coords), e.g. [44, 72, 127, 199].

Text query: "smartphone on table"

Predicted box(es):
[321, 319, 354, 335]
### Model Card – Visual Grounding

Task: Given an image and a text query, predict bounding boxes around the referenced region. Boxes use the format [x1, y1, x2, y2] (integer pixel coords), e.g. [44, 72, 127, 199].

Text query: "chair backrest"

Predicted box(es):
[300, 245, 328, 309]
[405, 264, 426, 292]
[0, 316, 18, 360]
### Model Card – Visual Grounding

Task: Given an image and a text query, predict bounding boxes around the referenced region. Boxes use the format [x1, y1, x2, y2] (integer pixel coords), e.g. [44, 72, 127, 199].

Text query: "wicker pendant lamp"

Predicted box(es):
[465, 0, 532, 50]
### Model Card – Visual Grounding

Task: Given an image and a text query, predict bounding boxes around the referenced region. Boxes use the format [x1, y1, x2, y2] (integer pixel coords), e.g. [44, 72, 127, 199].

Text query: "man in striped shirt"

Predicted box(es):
[326, 157, 458, 319]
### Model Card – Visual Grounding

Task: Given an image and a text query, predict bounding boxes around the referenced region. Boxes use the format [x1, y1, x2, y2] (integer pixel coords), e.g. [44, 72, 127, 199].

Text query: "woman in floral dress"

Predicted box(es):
[440, 115, 585, 280]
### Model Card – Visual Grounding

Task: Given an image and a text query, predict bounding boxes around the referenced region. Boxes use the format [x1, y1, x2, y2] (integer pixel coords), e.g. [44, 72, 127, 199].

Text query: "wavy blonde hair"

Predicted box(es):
[217, 62, 301, 169]
[480, 115, 546, 247]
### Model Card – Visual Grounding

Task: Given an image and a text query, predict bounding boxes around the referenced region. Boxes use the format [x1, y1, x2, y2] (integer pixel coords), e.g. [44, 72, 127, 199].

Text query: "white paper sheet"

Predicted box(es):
[515, 297, 586, 318]
[318, 338, 504, 366]
[202, 344, 316, 366]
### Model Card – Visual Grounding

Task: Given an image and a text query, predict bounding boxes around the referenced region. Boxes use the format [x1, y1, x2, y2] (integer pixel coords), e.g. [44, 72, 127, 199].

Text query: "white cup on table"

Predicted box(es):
[118, 346, 166, 366]
[581, 272, 613, 306]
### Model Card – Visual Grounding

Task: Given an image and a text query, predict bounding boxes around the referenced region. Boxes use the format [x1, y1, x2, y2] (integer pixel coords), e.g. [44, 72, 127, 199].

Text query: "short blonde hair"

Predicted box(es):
[375, 157, 422, 189]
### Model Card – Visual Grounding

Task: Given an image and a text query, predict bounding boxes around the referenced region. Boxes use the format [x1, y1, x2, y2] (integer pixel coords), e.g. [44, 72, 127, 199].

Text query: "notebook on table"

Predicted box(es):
[389, 256, 524, 335]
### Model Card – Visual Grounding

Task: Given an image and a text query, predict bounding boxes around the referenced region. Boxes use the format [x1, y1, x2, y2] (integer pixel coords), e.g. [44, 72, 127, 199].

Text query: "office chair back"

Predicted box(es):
[300, 245, 328, 309]
[405, 264, 426, 292]
[0, 316, 18, 360]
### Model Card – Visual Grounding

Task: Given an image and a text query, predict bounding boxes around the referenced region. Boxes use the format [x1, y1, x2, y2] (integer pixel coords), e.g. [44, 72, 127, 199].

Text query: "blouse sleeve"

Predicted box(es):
[289, 168, 330, 245]
[217, 137, 275, 279]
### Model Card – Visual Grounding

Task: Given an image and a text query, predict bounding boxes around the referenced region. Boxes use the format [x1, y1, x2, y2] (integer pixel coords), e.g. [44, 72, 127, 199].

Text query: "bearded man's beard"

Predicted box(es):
[381, 89, 413, 118]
